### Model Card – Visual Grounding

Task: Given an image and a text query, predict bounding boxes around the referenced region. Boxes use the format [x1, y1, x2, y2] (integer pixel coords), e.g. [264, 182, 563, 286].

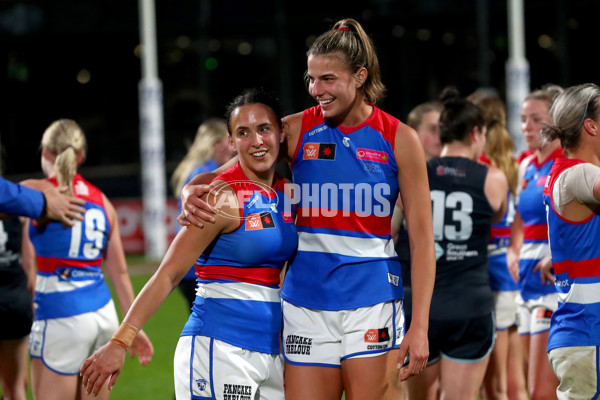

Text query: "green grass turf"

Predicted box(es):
[103, 271, 190, 400]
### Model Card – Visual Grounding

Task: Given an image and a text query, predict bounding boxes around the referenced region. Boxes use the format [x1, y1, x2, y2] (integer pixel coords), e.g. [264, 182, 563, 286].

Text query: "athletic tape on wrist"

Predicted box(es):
[110, 322, 139, 350]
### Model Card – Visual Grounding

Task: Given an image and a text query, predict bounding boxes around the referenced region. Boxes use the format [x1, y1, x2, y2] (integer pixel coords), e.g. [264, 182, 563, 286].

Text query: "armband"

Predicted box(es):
[110, 322, 139, 350]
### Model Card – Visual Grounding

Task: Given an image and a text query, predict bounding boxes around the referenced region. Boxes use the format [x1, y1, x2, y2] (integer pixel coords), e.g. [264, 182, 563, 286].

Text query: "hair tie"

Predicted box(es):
[338, 27, 350, 31]
[64, 144, 74, 151]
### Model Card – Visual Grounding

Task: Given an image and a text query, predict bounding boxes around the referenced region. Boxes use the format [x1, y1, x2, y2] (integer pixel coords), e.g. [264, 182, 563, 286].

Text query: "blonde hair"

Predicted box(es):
[41, 119, 87, 196]
[468, 91, 519, 194]
[171, 118, 229, 195]
[306, 18, 386, 104]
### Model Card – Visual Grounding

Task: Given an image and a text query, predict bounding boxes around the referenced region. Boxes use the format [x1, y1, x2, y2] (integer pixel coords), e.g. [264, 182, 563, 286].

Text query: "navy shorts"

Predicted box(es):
[0, 268, 33, 340]
[427, 312, 495, 364]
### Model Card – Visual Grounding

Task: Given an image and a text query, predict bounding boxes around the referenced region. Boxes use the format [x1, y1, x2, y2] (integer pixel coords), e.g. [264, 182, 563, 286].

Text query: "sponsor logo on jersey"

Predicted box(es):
[357, 148, 388, 164]
[303, 142, 336, 160]
[285, 334, 313, 355]
[308, 125, 328, 136]
[223, 383, 252, 399]
[56, 266, 102, 281]
[436, 164, 466, 177]
[245, 212, 276, 231]
[342, 137, 351, 147]
[196, 378, 208, 391]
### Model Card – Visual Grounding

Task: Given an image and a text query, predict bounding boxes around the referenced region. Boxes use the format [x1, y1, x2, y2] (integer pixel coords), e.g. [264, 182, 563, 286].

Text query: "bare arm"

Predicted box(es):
[507, 210, 523, 283]
[177, 157, 238, 228]
[81, 186, 237, 396]
[101, 195, 154, 365]
[484, 166, 509, 224]
[19, 217, 37, 297]
[282, 111, 303, 160]
[394, 122, 435, 381]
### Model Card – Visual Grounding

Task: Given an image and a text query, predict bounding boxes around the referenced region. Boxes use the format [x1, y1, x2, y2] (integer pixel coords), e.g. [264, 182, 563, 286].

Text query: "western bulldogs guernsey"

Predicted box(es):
[29, 175, 112, 321]
[427, 157, 494, 320]
[181, 163, 298, 355]
[544, 159, 600, 351]
[281, 105, 402, 311]
[480, 154, 518, 292]
[517, 148, 562, 301]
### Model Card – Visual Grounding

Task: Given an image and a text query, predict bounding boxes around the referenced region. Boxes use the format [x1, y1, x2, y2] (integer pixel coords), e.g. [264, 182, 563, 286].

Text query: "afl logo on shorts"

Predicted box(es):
[364, 328, 390, 343]
[303, 142, 336, 160]
[245, 212, 276, 231]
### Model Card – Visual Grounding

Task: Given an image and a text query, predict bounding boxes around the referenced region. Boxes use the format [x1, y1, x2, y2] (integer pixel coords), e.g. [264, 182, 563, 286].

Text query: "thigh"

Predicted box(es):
[284, 362, 343, 400]
[174, 335, 283, 400]
[0, 338, 29, 397]
[342, 349, 400, 400]
[31, 358, 78, 400]
[439, 355, 490, 400]
[406, 361, 440, 400]
[528, 330, 559, 398]
[549, 346, 599, 400]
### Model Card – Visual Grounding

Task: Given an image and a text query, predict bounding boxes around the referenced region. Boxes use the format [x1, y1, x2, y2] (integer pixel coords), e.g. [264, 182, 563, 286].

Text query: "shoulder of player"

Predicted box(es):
[204, 180, 240, 230]
[20, 178, 53, 192]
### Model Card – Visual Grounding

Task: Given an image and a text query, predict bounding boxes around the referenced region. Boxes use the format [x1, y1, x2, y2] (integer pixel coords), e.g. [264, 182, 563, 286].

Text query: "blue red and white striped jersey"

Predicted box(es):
[517, 148, 562, 301]
[543, 158, 600, 350]
[281, 105, 403, 311]
[480, 155, 519, 292]
[29, 175, 112, 320]
[181, 163, 298, 354]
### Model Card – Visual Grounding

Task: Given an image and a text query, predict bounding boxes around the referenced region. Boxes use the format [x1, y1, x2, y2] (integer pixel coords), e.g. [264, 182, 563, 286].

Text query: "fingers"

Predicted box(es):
[108, 371, 121, 392]
[177, 212, 192, 227]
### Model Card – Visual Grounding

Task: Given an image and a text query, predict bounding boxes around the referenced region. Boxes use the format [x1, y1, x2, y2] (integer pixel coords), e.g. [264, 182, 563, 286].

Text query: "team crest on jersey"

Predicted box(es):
[357, 148, 388, 164]
[245, 212, 276, 231]
[303, 142, 336, 160]
[196, 378, 208, 391]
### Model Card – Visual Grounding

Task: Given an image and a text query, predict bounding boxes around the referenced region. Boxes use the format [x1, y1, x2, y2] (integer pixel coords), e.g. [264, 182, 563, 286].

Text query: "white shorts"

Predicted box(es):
[548, 346, 600, 400]
[174, 335, 284, 400]
[282, 300, 404, 367]
[29, 300, 118, 375]
[494, 290, 519, 330]
[516, 293, 558, 335]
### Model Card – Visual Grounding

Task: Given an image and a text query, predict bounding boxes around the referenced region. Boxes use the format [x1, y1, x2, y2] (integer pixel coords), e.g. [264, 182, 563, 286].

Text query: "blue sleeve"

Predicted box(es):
[0, 177, 44, 218]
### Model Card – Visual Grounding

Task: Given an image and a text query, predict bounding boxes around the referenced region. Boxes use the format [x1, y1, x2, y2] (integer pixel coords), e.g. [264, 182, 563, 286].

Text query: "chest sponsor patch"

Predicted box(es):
[303, 142, 336, 160]
[245, 212, 276, 231]
[357, 148, 388, 164]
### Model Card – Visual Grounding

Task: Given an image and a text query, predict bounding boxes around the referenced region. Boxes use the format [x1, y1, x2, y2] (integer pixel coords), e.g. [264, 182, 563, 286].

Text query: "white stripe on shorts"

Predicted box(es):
[297, 232, 396, 258]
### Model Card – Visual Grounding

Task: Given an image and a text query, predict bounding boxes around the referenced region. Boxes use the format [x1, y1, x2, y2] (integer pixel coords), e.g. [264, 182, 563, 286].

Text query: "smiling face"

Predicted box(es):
[521, 98, 552, 150]
[307, 52, 365, 125]
[229, 103, 284, 184]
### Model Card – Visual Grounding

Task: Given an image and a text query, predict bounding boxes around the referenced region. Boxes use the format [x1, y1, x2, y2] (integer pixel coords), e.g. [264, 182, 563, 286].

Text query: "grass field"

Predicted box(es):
[2, 256, 191, 400]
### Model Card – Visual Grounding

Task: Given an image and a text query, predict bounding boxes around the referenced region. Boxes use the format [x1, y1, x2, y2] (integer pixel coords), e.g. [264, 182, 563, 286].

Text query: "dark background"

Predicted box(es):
[1, 0, 597, 197]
